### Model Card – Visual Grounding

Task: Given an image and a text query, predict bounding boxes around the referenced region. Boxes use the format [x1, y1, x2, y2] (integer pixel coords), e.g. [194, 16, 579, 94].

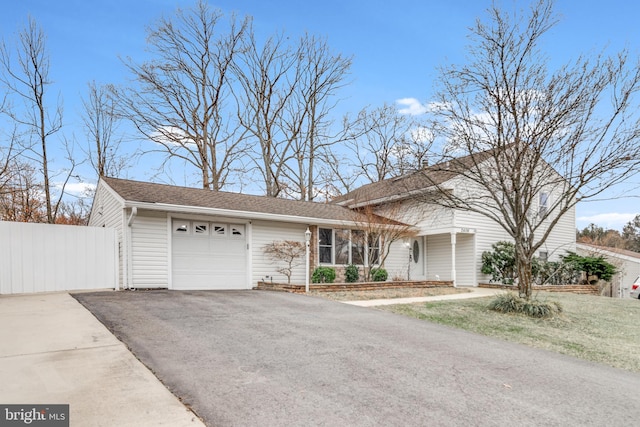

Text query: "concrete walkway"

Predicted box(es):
[0, 292, 204, 427]
[342, 286, 500, 306]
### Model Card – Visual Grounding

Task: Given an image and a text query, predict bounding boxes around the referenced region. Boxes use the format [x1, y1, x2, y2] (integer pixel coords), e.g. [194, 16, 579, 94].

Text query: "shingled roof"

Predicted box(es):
[102, 177, 374, 224]
[332, 149, 498, 207]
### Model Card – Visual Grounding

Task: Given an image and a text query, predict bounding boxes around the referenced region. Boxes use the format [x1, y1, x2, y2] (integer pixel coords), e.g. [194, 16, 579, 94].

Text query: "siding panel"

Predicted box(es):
[252, 221, 308, 285]
[131, 212, 169, 288]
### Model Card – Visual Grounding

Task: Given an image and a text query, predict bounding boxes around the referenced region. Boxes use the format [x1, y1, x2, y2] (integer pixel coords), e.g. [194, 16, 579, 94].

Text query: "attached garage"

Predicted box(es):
[89, 177, 392, 291]
[171, 219, 248, 290]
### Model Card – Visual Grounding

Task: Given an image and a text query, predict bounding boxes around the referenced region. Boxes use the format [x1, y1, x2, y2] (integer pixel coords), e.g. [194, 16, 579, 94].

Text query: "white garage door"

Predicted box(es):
[172, 219, 247, 290]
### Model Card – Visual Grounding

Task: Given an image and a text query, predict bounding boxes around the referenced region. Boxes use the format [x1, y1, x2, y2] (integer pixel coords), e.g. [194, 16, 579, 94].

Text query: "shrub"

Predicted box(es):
[370, 268, 388, 282]
[488, 292, 563, 318]
[311, 267, 336, 283]
[561, 252, 617, 283]
[344, 264, 359, 283]
[481, 241, 516, 284]
[532, 258, 581, 286]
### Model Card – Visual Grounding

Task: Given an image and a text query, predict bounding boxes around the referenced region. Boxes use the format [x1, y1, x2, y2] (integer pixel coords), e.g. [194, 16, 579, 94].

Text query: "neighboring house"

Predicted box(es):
[89, 177, 404, 290]
[90, 148, 576, 290]
[576, 243, 640, 298]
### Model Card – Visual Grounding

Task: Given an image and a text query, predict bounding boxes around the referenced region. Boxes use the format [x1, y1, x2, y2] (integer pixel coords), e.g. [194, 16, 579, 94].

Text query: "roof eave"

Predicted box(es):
[124, 200, 360, 227]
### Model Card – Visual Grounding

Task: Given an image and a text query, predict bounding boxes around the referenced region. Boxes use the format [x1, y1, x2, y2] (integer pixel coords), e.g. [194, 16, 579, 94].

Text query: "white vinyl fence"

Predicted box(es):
[1, 221, 118, 294]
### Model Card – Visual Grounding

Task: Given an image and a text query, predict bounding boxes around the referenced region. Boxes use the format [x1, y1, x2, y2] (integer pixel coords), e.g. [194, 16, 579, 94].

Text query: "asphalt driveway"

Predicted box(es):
[73, 290, 640, 426]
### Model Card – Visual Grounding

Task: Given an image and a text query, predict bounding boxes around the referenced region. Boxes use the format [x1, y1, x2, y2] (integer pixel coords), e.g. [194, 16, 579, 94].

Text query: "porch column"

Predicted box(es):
[450, 232, 457, 287]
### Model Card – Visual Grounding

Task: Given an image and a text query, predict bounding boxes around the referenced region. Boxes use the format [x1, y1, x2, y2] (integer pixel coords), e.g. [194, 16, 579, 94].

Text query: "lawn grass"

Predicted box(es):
[379, 292, 640, 373]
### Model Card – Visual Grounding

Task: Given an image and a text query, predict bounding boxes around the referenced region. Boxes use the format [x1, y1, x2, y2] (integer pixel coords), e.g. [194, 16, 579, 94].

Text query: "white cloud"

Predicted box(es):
[410, 126, 433, 143]
[150, 126, 195, 146]
[396, 98, 428, 116]
[576, 212, 638, 231]
[59, 182, 96, 196]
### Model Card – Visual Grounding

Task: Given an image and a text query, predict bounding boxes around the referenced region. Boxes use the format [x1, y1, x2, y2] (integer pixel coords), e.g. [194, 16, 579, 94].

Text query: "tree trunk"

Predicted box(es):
[516, 253, 533, 299]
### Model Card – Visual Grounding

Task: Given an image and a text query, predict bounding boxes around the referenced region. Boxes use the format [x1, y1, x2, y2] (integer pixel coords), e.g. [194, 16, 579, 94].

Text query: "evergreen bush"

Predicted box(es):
[345, 264, 359, 283]
[370, 268, 388, 282]
[311, 267, 336, 283]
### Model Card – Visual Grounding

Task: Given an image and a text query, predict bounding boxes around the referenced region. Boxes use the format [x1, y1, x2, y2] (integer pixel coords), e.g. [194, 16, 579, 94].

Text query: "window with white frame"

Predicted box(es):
[368, 233, 380, 265]
[539, 192, 549, 217]
[319, 228, 333, 264]
[319, 228, 380, 266]
[539, 251, 548, 262]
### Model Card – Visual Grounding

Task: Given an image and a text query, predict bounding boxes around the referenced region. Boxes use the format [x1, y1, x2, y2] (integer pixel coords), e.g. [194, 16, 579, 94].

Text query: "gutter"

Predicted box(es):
[123, 201, 361, 228]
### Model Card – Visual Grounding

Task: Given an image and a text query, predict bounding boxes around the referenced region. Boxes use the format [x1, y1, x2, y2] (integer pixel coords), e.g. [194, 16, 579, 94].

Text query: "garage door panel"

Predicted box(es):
[172, 220, 247, 290]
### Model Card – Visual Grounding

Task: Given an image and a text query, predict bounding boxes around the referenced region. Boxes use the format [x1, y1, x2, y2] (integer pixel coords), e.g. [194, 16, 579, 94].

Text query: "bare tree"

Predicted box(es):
[81, 81, 130, 178]
[0, 160, 46, 222]
[233, 31, 300, 197]
[621, 215, 640, 252]
[350, 202, 417, 281]
[263, 240, 306, 283]
[344, 103, 431, 184]
[282, 34, 352, 201]
[235, 31, 351, 199]
[113, 1, 250, 190]
[422, 0, 640, 298]
[0, 16, 71, 223]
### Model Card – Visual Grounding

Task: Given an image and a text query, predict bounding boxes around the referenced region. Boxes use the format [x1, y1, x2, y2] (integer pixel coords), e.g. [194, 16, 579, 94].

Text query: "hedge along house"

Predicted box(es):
[333, 151, 577, 287]
[89, 177, 410, 290]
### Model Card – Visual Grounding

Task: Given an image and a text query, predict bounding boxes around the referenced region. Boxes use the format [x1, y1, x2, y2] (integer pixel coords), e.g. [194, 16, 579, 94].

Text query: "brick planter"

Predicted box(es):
[256, 280, 454, 294]
[478, 283, 599, 295]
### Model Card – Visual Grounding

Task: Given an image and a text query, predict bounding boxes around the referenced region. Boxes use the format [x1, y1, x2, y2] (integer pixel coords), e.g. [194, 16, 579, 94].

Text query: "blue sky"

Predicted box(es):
[1, 0, 639, 230]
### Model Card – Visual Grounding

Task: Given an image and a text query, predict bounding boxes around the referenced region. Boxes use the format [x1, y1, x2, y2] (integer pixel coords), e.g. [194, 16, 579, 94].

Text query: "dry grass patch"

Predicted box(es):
[309, 286, 470, 301]
[381, 292, 640, 373]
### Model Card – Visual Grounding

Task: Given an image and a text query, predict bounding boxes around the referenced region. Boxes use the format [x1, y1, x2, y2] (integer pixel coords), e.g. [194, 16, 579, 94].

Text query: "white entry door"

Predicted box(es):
[410, 237, 425, 280]
[171, 219, 247, 290]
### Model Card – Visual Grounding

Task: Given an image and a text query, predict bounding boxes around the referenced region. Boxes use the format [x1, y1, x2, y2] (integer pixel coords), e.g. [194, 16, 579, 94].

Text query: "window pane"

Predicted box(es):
[231, 225, 244, 237]
[539, 192, 549, 216]
[368, 233, 380, 265]
[335, 229, 350, 265]
[319, 228, 332, 245]
[351, 230, 365, 265]
[194, 223, 208, 235]
[319, 228, 333, 264]
[174, 222, 189, 233]
[319, 247, 332, 264]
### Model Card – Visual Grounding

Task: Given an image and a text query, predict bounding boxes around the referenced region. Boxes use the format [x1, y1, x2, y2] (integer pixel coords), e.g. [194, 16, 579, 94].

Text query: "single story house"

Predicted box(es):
[89, 177, 411, 290]
[576, 243, 640, 298]
[89, 151, 576, 290]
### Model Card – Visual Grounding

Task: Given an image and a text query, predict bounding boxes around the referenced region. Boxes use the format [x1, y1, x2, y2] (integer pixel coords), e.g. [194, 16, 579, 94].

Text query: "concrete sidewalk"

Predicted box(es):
[342, 286, 500, 306]
[0, 292, 204, 427]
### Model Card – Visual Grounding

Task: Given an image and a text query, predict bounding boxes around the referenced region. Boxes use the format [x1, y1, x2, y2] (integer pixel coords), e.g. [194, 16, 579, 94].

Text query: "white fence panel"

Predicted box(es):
[0, 222, 118, 294]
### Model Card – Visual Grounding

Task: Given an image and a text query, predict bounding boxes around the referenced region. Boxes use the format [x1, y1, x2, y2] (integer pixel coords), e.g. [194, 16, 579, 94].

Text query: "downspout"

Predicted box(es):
[127, 206, 138, 226]
[126, 207, 137, 289]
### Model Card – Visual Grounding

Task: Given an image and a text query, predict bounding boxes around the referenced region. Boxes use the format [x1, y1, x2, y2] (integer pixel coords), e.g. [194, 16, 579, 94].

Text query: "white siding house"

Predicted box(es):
[89, 144, 577, 290]
[89, 177, 392, 290]
[333, 150, 577, 287]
